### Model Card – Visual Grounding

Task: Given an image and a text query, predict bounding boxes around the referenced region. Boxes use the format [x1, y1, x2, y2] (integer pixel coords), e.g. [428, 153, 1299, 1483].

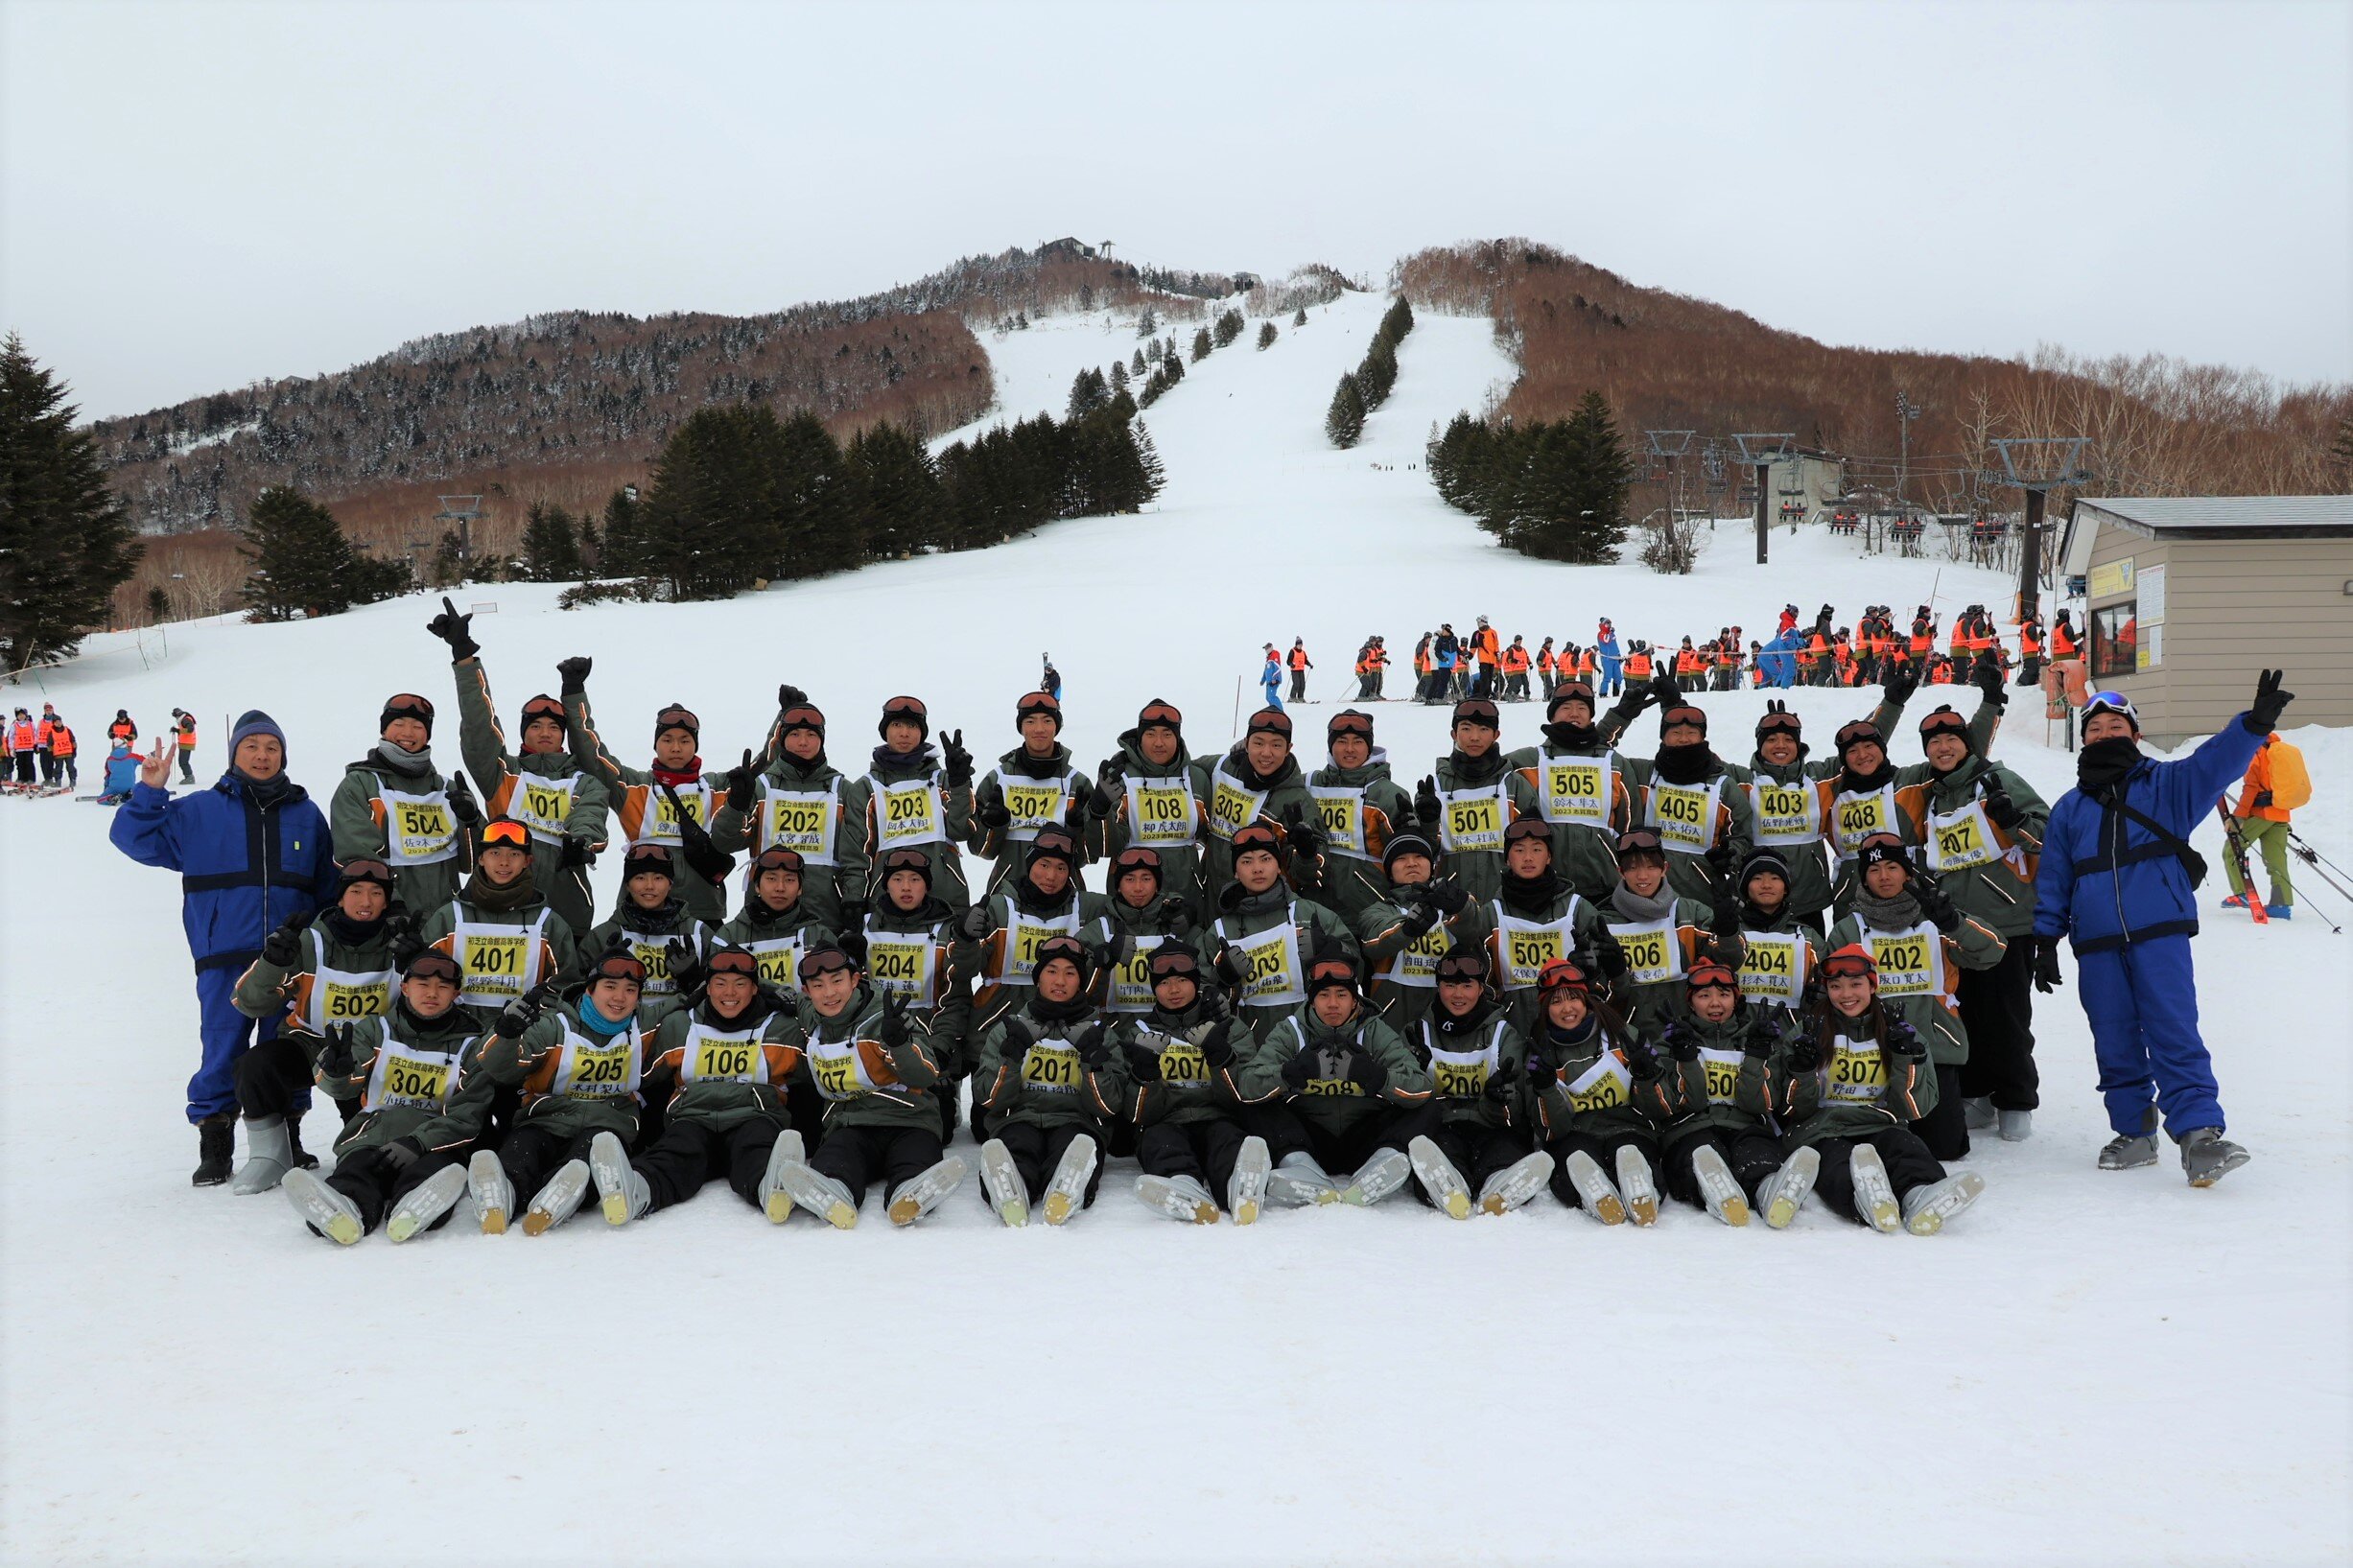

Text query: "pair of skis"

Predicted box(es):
[2217, 796, 2269, 925]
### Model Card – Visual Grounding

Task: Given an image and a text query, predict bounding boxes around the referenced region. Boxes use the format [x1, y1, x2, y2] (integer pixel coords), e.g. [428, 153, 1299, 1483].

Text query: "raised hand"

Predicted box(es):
[262, 912, 307, 968]
[446, 771, 482, 828]
[425, 596, 479, 660]
[941, 730, 974, 788]
[2247, 668, 2294, 734]
[726, 749, 760, 813]
[555, 656, 593, 695]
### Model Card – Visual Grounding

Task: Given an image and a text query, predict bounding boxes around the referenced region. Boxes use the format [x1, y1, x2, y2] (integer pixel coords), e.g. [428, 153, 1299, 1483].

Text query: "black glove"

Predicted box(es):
[1591, 929, 1630, 980]
[494, 983, 550, 1040]
[1482, 1055, 1522, 1104]
[665, 937, 702, 995]
[1883, 665, 1918, 705]
[1415, 776, 1442, 828]
[262, 912, 306, 968]
[1199, 1018, 1236, 1068]
[1212, 944, 1246, 988]
[725, 749, 759, 814]
[1910, 871, 1962, 934]
[555, 655, 592, 696]
[778, 684, 809, 711]
[1285, 812, 1325, 862]
[317, 1023, 360, 1078]
[1887, 1018, 1927, 1060]
[1705, 837, 1736, 880]
[425, 596, 478, 661]
[2247, 668, 2294, 735]
[875, 994, 911, 1048]
[385, 906, 423, 968]
[2252, 789, 2274, 809]
[836, 898, 868, 929]
[1661, 1019, 1701, 1064]
[976, 795, 1012, 830]
[1624, 1037, 1662, 1082]
[1087, 780, 1118, 819]
[1422, 877, 1471, 917]
[1785, 1034, 1821, 1073]
[1743, 1014, 1780, 1060]
[2031, 933, 2064, 994]
[1096, 755, 1125, 789]
[1345, 1047, 1384, 1092]
[1971, 654, 2007, 710]
[1650, 670, 1682, 708]
[1121, 1040, 1163, 1081]
[942, 730, 973, 789]
[957, 903, 992, 941]
[1279, 1046, 1317, 1094]
[1075, 1023, 1110, 1068]
[446, 771, 482, 829]
[1155, 898, 1196, 940]
[1522, 1051, 1558, 1089]
[1399, 901, 1441, 939]
[1980, 773, 2023, 830]
[1709, 886, 1741, 939]
[662, 784, 734, 883]
[559, 836, 592, 869]
[377, 1136, 424, 1177]
[998, 1016, 1035, 1054]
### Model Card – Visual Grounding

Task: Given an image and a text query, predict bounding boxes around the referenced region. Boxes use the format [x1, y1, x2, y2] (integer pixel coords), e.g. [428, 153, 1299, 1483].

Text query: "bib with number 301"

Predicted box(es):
[996, 772, 1071, 842]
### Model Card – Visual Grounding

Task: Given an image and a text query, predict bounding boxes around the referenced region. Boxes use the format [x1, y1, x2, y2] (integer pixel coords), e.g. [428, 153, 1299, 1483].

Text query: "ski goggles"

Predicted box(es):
[1821, 947, 1879, 983]
[797, 946, 858, 982]
[1307, 956, 1358, 991]
[1230, 823, 1283, 856]
[653, 704, 699, 739]
[1450, 699, 1500, 728]
[1135, 700, 1183, 731]
[519, 694, 567, 727]
[1613, 827, 1666, 859]
[587, 950, 648, 986]
[1113, 845, 1164, 879]
[881, 694, 929, 725]
[1434, 950, 1490, 983]
[479, 819, 531, 850]
[1015, 690, 1061, 723]
[778, 704, 827, 736]
[752, 847, 806, 877]
[403, 950, 463, 986]
[1148, 947, 1202, 983]
[1327, 710, 1375, 740]
[1659, 704, 1708, 732]
[1246, 709, 1292, 739]
[880, 847, 932, 878]
[1537, 958, 1591, 996]
[1549, 682, 1595, 713]
[1918, 708, 1970, 741]
[2082, 690, 2139, 729]
[1685, 959, 1737, 994]
[1031, 935, 1089, 975]
[1503, 817, 1553, 848]
[337, 857, 394, 890]
[1754, 708, 1803, 738]
[1834, 720, 1885, 753]
[380, 693, 435, 728]
[706, 948, 760, 980]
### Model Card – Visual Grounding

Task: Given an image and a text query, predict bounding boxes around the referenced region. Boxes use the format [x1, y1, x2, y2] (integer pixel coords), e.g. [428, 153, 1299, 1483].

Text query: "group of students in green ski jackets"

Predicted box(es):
[233, 600, 2041, 1244]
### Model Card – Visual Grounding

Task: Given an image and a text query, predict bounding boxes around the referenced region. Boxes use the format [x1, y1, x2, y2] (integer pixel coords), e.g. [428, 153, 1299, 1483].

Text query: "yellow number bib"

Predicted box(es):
[318, 979, 388, 1020]
[1752, 783, 1820, 845]
[1609, 919, 1677, 985]
[1699, 1049, 1742, 1105]
[1737, 931, 1805, 1005]
[764, 795, 831, 856]
[875, 781, 942, 847]
[1833, 788, 1894, 855]
[514, 778, 576, 840]
[690, 1039, 759, 1081]
[1441, 792, 1505, 854]
[1308, 787, 1367, 855]
[1925, 801, 2001, 873]
[1541, 761, 1610, 828]
[1826, 1041, 1887, 1102]
[373, 1050, 451, 1112]
[812, 1052, 864, 1099]
[1129, 781, 1195, 845]
[1385, 921, 1448, 989]
[1432, 1058, 1489, 1097]
[560, 1042, 635, 1098]
[1000, 781, 1068, 833]
[1021, 1043, 1083, 1093]
[1209, 778, 1263, 842]
[1159, 1042, 1210, 1084]
[1647, 781, 1716, 852]
[381, 787, 458, 864]
[1868, 929, 1940, 998]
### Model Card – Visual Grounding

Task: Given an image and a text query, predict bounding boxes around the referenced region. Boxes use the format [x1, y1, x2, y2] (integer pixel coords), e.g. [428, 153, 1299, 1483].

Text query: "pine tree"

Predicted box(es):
[1327, 373, 1366, 449]
[145, 586, 169, 624]
[1357, 334, 1399, 409]
[1560, 390, 1633, 561]
[599, 486, 649, 576]
[1257, 321, 1278, 350]
[239, 486, 361, 620]
[636, 406, 791, 597]
[1214, 309, 1244, 348]
[772, 410, 850, 577]
[1132, 420, 1165, 498]
[1066, 366, 1110, 420]
[1131, 349, 1147, 376]
[517, 502, 584, 581]
[0, 334, 141, 667]
[845, 422, 945, 561]
[1107, 360, 1127, 392]
[1293, 307, 1308, 327]
[1136, 307, 1159, 339]
[1191, 327, 1212, 363]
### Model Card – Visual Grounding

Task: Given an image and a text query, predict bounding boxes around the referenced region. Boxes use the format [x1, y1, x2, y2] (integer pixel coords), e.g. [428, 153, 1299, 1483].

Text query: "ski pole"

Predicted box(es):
[2287, 827, 2352, 884]
[2286, 839, 2353, 907]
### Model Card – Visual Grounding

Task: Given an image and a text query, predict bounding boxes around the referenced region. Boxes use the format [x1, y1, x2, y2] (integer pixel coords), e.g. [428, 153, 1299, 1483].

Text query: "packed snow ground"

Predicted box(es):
[2, 292, 2346, 1567]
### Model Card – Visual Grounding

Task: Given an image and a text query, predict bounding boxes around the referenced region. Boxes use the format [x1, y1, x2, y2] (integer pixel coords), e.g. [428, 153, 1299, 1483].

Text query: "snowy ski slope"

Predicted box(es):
[1, 291, 2345, 1567]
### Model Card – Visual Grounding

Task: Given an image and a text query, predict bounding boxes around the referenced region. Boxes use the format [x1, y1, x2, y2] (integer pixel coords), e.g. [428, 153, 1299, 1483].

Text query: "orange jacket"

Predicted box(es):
[7, 721, 34, 751]
[2051, 624, 2078, 657]
[48, 724, 76, 758]
[1624, 651, 1653, 679]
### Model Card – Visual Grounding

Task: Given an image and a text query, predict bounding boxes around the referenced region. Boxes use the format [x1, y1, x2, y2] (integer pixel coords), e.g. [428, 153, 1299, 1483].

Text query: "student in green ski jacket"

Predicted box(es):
[1398, 948, 1552, 1219]
[1089, 698, 1208, 920]
[971, 690, 1093, 899]
[1303, 708, 1417, 923]
[559, 661, 738, 924]
[329, 691, 477, 915]
[1526, 957, 1674, 1226]
[1483, 817, 1609, 1038]
[581, 844, 716, 1024]
[1353, 832, 1484, 1035]
[860, 845, 981, 1143]
[1113, 944, 1271, 1225]
[1207, 822, 1358, 1038]
[1192, 708, 1316, 899]
[970, 936, 1122, 1225]
[842, 694, 976, 915]
[1411, 697, 1538, 903]
[1241, 950, 1435, 1208]
[417, 818, 580, 1025]
[1653, 958, 1806, 1227]
[709, 697, 867, 934]
[716, 847, 838, 1000]
[1507, 682, 1637, 901]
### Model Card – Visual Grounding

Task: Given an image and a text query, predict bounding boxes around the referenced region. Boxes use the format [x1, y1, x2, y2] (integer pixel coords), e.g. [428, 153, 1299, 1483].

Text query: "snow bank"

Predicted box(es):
[1, 292, 2344, 1567]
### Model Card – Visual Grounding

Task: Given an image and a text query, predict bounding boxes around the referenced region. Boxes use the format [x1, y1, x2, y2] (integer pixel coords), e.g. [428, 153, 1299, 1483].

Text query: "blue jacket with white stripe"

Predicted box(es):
[110, 773, 338, 972]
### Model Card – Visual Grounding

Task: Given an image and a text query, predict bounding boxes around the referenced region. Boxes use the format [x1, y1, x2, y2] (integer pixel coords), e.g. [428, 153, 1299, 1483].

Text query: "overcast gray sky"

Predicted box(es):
[4, 0, 2346, 421]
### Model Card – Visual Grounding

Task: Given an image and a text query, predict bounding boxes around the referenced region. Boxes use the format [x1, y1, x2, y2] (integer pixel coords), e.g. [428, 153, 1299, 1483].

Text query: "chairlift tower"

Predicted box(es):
[1985, 438, 2092, 620]
[435, 495, 484, 569]
[1731, 433, 1794, 565]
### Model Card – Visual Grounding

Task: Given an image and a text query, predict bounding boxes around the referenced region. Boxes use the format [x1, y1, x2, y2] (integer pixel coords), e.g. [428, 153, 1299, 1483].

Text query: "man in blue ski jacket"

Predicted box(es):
[2031, 671, 2292, 1187]
[1594, 620, 1623, 697]
[111, 711, 339, 1186]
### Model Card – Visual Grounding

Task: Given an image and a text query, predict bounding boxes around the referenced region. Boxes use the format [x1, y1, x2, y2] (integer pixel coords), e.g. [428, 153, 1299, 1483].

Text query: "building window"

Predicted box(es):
[2090, 602, 2138, 679]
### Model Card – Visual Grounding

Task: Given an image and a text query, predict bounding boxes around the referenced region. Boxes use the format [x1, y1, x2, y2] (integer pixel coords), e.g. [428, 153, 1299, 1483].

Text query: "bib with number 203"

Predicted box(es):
[873, 777, 945, 849]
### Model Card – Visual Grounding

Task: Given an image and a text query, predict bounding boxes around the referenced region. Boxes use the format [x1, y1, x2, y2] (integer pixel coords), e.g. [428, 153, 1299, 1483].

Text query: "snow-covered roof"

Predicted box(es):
[2071, 495, 2353, 533]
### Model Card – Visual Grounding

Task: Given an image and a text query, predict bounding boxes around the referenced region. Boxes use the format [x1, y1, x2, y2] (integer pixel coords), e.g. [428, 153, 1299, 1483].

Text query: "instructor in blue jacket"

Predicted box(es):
[111, 711, 338, 1186]
[2031, 670, 2292, 1187]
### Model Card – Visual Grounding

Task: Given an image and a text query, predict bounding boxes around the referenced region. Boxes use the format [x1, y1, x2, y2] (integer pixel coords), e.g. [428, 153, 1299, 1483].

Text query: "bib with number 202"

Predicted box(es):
[1565, 1051, 1631, 1112]
[762, 784, 839, 864]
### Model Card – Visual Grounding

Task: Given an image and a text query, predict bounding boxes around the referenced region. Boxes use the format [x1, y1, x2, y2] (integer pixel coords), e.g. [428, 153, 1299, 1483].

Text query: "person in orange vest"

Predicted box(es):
[1287, 639, 1312, 703]
[45, 714, 77, 789]
[2049, 610, 2079, 662]
[2221, 733, 2311, 919]
[1908, 609, 1935, 667]
[108, 710, 138, 745]
[35, 707, 64, 787]
[1623, 642, 1654, 684]
[1500, 636, 1532, 701]
[1467, 618, 1501, 700]
[1354, 636, 1389, 701]
[1535, 638, 1558, 702]
[6, 708, 36, 786]
[171, 709, 200, 784]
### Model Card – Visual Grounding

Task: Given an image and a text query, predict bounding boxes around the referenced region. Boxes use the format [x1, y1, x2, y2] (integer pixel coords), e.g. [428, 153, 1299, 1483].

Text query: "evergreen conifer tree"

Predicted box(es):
[1293, 307, 1308, 327]
[772, 410, 850, 577]
[1257, 321, 1278, 350]
[845, 422, 946, 561]
[635, 406, 789, 597]
[239, 486, 361, 620]
[1326, 373, 1366, 449]
[1191, 327, 1212, 363]
[0, 334, 140, 667]
[1136, 307, 1159, 339]
[517, 502, 584, 581]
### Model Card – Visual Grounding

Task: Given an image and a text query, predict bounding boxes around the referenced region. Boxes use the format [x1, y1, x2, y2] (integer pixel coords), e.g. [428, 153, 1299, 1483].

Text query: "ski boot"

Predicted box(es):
[1614, 1145, 1659, 1227]
[758, 1131, 807, 1223]
[1760, 1147, 1819, 1229]
[467, 1149, 514, 1233]
[230, 1114, 293, 1195]
[2180, 1128, 2250, 1188]
[2099, 1106, 2161, 1171]
[1998, 1109, 2033, 1143]
[1476, 1151, 1554, 1215]
[591, 1132, 649, 1227]
[1267, 1151, 1338, 1207]
[2264, 903, 2292, 921]
[1337, 1147, 1410, 1206]
[886, 1156, 970, 1226]
[1136, 1173, 1220, 1224]
[1902, 1171, 1985, 1235]
[1688, 1144, 1750, 1227]
[1042, 1135, 1099, 1225]
[1228, 1135, 1271, 1225]
[977, 1137, 1029, 1228]
[192, 1113, 235, 1187]
[282, 1168, 364, 1246]
[1963, 1097, 1997, 1132]
[1407, 1135, 1471, 1220]
[1562, 1150, 1626, 1225]
[387, 1163, 469, 1242]
[1848, 1145, 1902, 1233]
[2220, 894, 2249, 910]
[775, 1159, 859, 1229]
[523, 1159, 591, 1235]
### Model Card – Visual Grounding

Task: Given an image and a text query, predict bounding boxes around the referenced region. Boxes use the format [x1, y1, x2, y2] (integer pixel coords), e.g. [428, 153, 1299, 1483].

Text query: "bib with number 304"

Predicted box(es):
[364, 1040, 459, 1113]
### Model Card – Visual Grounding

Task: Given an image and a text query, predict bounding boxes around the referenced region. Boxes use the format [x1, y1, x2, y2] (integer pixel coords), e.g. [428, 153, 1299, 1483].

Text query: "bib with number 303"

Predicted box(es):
[1207, 768, 1267, 844]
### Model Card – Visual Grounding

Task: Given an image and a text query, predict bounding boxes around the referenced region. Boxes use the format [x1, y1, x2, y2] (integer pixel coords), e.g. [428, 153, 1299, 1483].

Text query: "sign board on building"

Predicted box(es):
[2139, 565, 2165, 627]
[2088, 558, 2135, 599]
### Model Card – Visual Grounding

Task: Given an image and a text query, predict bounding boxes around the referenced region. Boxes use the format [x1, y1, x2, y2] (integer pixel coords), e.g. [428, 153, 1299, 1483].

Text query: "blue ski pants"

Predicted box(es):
[2076, 935, 2223, 1139]
[189, 966, 306, 1123]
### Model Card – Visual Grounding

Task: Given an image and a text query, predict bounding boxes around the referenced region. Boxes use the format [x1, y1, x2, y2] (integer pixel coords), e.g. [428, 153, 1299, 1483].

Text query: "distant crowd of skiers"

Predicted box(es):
[0, 704, 202, 799]
[1262, 604, 2080, 711]
[104, 591, 2296, 1251]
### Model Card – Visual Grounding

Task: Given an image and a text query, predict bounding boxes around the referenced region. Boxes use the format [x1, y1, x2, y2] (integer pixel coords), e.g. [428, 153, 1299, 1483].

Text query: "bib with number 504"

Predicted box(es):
[379, 785, 458, 865]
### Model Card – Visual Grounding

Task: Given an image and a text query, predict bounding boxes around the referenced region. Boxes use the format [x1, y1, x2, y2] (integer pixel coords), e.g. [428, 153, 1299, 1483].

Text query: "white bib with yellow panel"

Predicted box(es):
[378, 784, 459, 866]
